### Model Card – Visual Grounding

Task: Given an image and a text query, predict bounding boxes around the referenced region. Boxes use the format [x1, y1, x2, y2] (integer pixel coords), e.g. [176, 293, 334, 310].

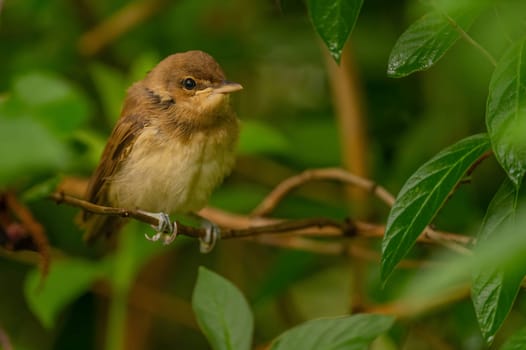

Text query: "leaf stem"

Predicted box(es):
[434, 5, 497, 67]
[105, 293, 128, 350]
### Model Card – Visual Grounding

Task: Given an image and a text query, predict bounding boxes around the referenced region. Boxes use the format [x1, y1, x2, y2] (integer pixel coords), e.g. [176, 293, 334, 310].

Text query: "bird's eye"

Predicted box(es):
[182, 78, 197, 90]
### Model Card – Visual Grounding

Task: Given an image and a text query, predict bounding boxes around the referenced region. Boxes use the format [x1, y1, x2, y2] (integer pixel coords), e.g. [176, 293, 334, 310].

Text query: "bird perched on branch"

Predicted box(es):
[80, 50, 242, 251]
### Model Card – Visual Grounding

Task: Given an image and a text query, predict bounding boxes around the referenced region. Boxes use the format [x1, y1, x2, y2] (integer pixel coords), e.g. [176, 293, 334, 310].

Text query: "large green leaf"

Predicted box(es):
[381, 134, 491, 281]
[270, 314, 394, 350]
[472, 178, 524, 344]
[25, 259, 109, 329]
[307, 0, 363, 63]
[192, 267, 253, 350]
[486, 39, 526, 188]
[387, 2, 486, 78]
[0, 118, 70, 186]
[12, 72, 91, 137]
[476, 179, 519, 242]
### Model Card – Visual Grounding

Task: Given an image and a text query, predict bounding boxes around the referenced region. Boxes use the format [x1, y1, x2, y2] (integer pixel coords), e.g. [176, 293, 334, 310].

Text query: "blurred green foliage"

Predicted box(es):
[1, 0, 526, 349]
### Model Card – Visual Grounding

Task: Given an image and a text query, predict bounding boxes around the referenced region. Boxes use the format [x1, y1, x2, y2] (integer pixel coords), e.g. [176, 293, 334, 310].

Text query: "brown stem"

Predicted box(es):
[78, 0, 166, 56]
[50, 191, 473, 253]
[251, 167, 395, 217]
[323, 42, 369, 207]
[4, 192, 51, 279]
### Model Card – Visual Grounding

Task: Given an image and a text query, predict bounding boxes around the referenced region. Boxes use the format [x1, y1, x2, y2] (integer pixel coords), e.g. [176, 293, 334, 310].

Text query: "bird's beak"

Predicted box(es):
[212, 80, 243, 94]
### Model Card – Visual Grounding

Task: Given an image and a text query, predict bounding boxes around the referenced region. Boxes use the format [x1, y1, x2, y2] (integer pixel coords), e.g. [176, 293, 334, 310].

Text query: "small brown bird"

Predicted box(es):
[81, 50, 242, 249]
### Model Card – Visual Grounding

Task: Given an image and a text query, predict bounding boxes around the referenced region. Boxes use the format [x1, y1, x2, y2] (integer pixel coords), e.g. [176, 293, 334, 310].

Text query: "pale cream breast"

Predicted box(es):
[107, 124, 237, 214]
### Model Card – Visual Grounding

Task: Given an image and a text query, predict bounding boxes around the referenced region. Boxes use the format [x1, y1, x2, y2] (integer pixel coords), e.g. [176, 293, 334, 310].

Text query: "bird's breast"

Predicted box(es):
[107, 124, 237, 214]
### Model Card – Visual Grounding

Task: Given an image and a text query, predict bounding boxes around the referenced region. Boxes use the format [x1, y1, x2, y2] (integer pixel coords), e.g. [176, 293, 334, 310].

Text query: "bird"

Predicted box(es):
[80, 50, 242, 251]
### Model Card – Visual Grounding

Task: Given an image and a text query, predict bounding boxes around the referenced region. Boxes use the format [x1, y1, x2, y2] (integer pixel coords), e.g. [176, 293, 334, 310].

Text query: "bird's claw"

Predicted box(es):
[140, 211, 178, 245]
[199, 220, 221, 253]
[145, 231, 163, 242]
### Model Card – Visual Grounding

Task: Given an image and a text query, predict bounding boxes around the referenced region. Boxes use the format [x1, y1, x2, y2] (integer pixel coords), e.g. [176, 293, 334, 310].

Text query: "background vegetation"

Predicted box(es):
[1, 0, 526, 349]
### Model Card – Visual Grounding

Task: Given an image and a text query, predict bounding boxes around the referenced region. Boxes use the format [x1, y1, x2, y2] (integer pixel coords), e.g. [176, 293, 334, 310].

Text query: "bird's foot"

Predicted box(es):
[139, 211, 178, 245]
[199, 219, 221, 253]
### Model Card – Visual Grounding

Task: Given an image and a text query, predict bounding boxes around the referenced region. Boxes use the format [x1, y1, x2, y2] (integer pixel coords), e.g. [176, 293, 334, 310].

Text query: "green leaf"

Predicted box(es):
[486, 39, 526, 187]
[270, 314, 394, 350]
[24, 259, 108, 329]
[381, 134, 491, 281]
[501, 326, 526, 350]
[192, 267, 253, 350]
[307, 0, 363, 63]
[12, 72, 90, 136]
[476, 179, 519, 242]
[387, 4, 483, 78]
[13, 72, 74, 106]
[472, 178, 524, 344]
[0, 118, 70, 186]
[238, 120, 289, 156]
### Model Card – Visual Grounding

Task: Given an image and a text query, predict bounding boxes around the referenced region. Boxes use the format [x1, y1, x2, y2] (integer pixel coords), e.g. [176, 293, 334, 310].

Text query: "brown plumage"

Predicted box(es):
[81, 50, 242, 243]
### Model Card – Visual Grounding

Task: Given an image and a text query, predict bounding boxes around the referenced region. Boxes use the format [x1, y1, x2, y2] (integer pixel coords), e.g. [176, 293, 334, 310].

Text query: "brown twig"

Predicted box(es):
[467, 150, 493, 176]
[366, 283, 471, 319]
[50, 191, 204, 237]
[251, 167, 395, 217]
[78, 0, 166, 56]
[50, 190, 474, 255]
[249, 167, 473, 253]
[3, 192, 51, 279]
[252, 234, 437, 269]
[203, 206, 473, 246]
[53, 167, 475, 253]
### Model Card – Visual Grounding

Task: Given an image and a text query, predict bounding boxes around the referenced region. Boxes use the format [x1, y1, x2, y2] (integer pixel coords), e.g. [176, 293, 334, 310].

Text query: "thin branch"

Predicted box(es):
[203, 206, 473, 246]
[2, 192, 51, 279]
[366, 283, 471, 319]
[50, 191, 354, 240]
[251, 167, 395, 217]
[424, 229, 473, 255]
[50, 191, 474, 254]
[50, 191, 203, 237]
[248, 167, 472, 253]
[222, 217, 350, 239]
[253, 234, 438, 269]
[78, 0, 166, 56]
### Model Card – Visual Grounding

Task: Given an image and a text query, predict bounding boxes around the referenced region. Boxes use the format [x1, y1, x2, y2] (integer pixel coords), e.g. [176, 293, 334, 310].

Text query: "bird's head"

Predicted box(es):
[143, 50, 243, 118]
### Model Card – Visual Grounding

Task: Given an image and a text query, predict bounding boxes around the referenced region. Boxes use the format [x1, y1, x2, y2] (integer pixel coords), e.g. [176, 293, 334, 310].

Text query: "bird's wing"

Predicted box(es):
[81, 108, 148, 242]
[85, 113, 146, 208]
